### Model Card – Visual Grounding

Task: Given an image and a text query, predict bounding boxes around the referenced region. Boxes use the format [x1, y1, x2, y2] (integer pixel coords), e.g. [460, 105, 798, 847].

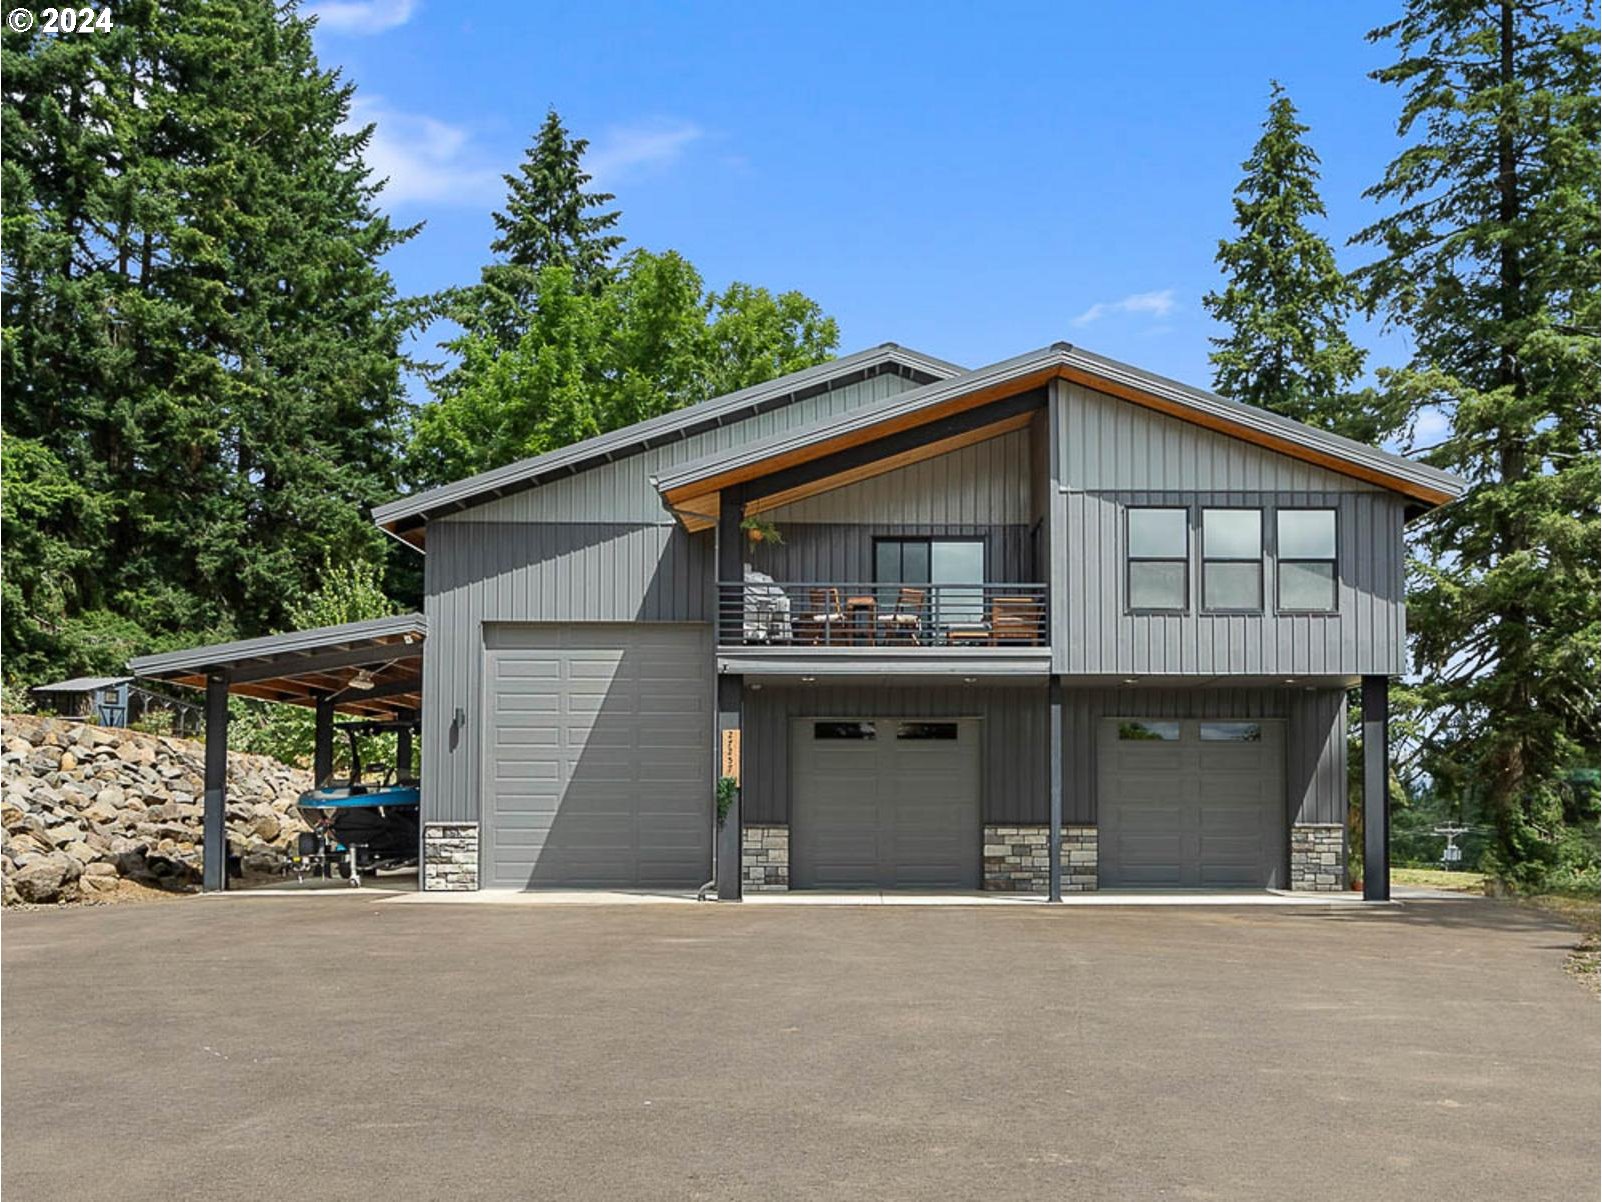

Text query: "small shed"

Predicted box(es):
[29, 676, 135, 726]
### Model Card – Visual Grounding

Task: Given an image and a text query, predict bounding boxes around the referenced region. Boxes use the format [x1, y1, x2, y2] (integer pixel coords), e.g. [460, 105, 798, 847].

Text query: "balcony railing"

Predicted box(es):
[718, 581, 1049, 649]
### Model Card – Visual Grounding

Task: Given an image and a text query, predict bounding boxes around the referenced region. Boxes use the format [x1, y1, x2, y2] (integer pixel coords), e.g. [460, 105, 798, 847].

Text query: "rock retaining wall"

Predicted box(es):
[2, 713, 314, 905]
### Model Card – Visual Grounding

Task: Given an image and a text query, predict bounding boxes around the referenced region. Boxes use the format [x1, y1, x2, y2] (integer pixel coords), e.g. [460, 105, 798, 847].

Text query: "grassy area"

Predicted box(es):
[1391, 866, 1487, 894]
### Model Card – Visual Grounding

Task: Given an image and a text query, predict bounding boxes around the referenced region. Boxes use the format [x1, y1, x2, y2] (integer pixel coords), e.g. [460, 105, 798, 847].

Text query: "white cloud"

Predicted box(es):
[348, 99, 501, 207]
[308, 0, 418, 34]
[1072, 288, 1177, 328]
[586, 120, 705, 184]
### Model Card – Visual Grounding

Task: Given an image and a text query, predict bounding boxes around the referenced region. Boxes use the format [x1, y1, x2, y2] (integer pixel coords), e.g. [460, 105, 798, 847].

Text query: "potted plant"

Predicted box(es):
[740, 516, 783, 545]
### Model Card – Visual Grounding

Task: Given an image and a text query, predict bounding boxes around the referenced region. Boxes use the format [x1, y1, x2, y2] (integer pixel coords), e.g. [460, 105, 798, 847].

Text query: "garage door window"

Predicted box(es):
[896, 722, 958, 740]
[814, 721, 877, 740]
[1202, 509, 1263, 612]
[1200, 721, 1262, 742]
[1117, 720, 1180, 741]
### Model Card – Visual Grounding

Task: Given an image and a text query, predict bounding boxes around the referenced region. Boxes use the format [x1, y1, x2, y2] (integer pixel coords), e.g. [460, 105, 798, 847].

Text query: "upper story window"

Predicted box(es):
[1277, 509, 1337, 612]
[1202, 509, 1262, 612]
[1126, 508, 1188, 612]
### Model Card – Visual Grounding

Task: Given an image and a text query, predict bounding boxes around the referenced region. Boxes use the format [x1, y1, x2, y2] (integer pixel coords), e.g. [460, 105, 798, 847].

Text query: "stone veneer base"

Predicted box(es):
[423, 822, 479, 891]
[742, 824, 789, 891]
[1289, 823, 1346, 891]
[983, 826, 1098, 892]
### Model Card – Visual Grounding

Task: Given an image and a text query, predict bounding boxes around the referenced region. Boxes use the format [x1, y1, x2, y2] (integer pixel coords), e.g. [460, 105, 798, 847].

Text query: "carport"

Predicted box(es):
[128, 614, 426, 891]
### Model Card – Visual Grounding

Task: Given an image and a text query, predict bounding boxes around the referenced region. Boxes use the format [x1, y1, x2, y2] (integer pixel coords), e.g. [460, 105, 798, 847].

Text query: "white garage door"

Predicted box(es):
[1098, 718, 1285, 889]
[790, 718, 981, 889]
[483, 625, 712, 888]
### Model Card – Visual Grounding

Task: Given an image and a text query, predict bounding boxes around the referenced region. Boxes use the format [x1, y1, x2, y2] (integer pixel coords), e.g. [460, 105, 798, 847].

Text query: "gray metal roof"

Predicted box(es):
[30, 675, 133, 694]
[652, 342, 1466, 508]
[372, 343, 963, 541]
[128, 613, 426, 679]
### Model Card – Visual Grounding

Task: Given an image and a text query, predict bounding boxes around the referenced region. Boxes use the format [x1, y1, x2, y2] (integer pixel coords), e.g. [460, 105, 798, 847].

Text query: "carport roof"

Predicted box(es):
[128, 614, 426, 718]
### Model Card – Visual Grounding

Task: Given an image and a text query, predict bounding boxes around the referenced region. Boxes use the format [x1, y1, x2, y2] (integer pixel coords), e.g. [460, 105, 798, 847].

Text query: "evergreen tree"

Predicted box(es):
[2, 0, 416, 682]
[1356, 0, 1599, 883]
[473, 109, 624, 346]
[1204, 82, 1372, 438]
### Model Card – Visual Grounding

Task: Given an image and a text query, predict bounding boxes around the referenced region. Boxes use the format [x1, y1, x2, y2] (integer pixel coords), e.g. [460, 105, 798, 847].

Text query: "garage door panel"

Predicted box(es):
[792, 719, 979, 890]
[1099, 718, 1285, 889]
[484, 625, 712, 889]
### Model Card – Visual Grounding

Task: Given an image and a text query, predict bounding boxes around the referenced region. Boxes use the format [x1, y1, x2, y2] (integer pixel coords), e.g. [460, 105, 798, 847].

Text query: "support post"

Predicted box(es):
[1048, 675, 1063, 902]
[1362, 675, 1390, 902]
[715, 486, 745, 647]
[202, 673, 230, 892]
[716, 674, 743, 901]
[396, 710, 415, 782]
[313, 695, 335, 787]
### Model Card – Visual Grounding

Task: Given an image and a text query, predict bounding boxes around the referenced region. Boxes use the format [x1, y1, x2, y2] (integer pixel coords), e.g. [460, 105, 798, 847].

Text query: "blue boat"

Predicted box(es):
[291, 723, 421, 886]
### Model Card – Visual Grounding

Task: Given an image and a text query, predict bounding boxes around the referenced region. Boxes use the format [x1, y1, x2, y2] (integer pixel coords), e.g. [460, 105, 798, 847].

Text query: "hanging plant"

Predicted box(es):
[740, 516, 783, 545]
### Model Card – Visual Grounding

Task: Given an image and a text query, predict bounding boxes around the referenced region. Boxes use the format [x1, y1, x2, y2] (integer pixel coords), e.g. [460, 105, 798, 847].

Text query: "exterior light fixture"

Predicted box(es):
[962, 677, 978, 685]
[800, 676, 816, 683]
[349, 669, 375, 691]
[1123, 678, 1139, 685]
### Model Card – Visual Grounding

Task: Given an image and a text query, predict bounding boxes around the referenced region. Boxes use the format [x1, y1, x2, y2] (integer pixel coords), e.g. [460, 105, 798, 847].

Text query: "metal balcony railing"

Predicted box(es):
[718, 581, 1049, 649]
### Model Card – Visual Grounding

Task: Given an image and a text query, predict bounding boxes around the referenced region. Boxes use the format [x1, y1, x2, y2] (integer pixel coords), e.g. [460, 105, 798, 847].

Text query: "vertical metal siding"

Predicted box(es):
[417, 371, 927, 826]
[762, 428, 1030, 524]
[444, 373, 921, 525]
[1050, 379, 1408, 677]
[1060, 685, 1346, 825]
[743, 684, 1048, 825]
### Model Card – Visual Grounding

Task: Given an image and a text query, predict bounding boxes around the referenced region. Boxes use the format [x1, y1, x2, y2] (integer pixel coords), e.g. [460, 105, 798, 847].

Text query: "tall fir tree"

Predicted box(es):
[1204, 82, 1372, 439]
[2, 0, 417, 682]
[1356, 0, 1599, 881]
[473, 109, 624, 347]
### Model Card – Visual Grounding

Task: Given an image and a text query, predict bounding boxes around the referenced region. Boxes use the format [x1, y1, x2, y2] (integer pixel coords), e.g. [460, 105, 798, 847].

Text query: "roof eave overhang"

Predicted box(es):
[655, 350, 1463, 526]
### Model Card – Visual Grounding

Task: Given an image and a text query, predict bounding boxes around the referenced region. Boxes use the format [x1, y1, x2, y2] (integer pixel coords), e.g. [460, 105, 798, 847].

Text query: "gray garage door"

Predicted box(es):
[483, 625, 712, 889]
[790, 718, 981, 889]
[1098, 718, 1285, 889]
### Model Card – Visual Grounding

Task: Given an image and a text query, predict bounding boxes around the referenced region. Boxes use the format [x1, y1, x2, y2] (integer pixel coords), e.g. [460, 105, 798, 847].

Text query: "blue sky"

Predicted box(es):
[309, 0, 1423, 420]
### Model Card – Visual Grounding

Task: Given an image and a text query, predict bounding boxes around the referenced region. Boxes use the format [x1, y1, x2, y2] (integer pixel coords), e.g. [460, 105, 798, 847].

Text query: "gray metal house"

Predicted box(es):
[364, 341, 1461, 900]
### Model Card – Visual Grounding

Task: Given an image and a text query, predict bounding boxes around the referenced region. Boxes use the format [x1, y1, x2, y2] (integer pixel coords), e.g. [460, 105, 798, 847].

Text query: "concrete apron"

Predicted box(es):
[371, 888, 1456, 908]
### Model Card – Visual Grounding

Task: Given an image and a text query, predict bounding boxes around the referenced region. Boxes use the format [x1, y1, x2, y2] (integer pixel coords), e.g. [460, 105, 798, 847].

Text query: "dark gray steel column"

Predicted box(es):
[313, 695, 335, 786]
[1362, 675, 1390, 902]
[715, 674, 743, 900]
[715, 486, 745, 647]
[202, 674, 230, 892]
[1048, 675, 1063, 902]
[396, 711, 415, 781]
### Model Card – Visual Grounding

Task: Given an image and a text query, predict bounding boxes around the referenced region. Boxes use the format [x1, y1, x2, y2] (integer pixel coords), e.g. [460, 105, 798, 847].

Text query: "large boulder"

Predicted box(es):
[11, 855, 70, 904]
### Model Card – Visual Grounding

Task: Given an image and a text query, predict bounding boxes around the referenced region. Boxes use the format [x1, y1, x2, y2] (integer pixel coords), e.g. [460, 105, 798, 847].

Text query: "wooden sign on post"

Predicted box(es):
[719, 728, 741, 784]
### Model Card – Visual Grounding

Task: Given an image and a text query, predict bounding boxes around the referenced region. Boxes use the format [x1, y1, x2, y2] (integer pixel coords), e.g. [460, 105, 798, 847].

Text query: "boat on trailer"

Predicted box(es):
[292, 719, 420, 887]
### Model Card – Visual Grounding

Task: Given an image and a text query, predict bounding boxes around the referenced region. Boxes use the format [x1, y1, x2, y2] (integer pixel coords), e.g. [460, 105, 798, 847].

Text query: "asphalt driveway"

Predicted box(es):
[3, 895, 1596, 1200]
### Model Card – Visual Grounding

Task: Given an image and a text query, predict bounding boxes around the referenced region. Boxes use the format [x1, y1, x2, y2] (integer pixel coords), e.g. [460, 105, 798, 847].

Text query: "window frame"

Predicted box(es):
[1124, 506, 1191, 615]
[1200, 507, 1264, 614]
[1274, 507, 1339, 614]
[871, 536, 988, 585]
